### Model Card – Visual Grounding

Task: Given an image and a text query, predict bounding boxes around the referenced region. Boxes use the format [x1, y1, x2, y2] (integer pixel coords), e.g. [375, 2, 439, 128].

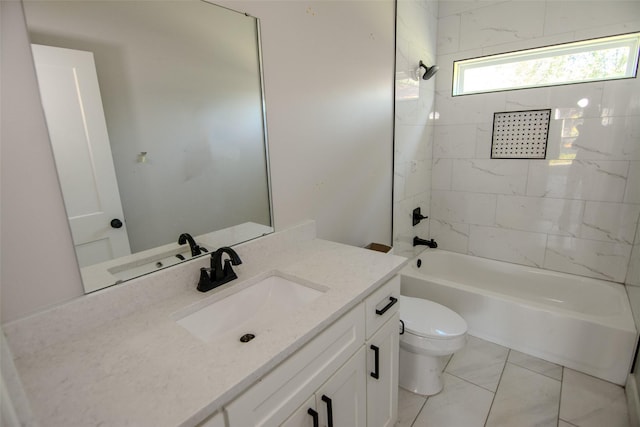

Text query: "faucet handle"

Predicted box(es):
[197, 267, 212, 292]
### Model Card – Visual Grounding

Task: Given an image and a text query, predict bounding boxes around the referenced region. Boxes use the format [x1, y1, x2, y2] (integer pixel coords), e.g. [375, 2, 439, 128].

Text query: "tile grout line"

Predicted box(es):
[557, 366, 565, 427]
[483, 349, 511, 427]
[443, 354, 453, 372]
[409, 394, 429, 427]
[444, 371, 500, 394]
[508, 360, 562, 382]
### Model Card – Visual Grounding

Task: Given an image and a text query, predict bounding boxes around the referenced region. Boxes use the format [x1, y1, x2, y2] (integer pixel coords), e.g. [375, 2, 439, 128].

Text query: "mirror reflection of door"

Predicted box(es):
[31, 44, 131, 267]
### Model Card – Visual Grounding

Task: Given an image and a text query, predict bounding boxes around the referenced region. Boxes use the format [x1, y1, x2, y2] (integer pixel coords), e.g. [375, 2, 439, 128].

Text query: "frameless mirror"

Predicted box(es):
[23, 0, 273, 293]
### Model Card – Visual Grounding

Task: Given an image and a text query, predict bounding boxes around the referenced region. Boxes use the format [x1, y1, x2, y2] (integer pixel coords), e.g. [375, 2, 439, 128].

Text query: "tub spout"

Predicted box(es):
[413, 236, 437, 248]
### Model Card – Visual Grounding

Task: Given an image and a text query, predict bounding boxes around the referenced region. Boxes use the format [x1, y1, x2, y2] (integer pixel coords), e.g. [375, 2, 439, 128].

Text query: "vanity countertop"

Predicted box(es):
[5, 224, 407, 427]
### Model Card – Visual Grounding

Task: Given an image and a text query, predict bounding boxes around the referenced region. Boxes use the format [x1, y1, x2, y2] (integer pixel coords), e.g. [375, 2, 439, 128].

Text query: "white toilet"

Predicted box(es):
[399, 295, 467, 396]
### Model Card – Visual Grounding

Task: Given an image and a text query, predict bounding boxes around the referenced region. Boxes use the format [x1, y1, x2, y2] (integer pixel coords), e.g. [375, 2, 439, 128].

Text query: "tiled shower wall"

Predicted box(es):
[430, 1, 640, 283]
[393, 0, 438, 258]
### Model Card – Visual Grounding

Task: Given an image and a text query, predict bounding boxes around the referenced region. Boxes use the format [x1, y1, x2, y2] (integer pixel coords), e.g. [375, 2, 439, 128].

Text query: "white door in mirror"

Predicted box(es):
[31, 44, 131, 267]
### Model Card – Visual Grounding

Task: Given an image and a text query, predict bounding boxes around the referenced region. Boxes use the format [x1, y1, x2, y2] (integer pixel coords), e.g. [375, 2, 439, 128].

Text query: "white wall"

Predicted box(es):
[1, 0, 85, 323]
[430, 0, 640, 283]
[393, 0, 439, 258]
[219, 0, 395, 246]
[0, 0, 395, 323]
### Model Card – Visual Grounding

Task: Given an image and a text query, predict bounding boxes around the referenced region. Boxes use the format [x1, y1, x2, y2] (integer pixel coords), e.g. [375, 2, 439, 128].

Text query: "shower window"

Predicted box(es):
[452, 32, 640, 96]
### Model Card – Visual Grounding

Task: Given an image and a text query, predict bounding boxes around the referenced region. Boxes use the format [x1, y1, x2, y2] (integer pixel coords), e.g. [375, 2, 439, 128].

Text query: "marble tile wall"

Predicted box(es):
[430, 0, 640, 283]
[393, 0, 439, 258]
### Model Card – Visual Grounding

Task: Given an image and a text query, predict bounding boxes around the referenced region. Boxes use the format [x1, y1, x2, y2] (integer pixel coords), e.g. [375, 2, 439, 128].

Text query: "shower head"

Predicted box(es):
[419, 61, 439, 81]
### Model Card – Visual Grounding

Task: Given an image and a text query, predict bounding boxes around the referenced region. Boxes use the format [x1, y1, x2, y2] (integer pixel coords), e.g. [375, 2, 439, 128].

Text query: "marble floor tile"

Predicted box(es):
[398, 337, 632, 427]
[485, 363, 561, 427]
[445, 335, 509, 392]
[507, 349, 563, 380]
[396, 386, 426, 427]
[413, 373, 494, 427]
[560, 368, 630, 427]
[439, 354, 453, 372]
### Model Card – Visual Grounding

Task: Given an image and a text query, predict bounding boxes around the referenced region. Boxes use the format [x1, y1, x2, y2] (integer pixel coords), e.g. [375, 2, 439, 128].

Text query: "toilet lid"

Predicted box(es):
[400, 295, 467, 339]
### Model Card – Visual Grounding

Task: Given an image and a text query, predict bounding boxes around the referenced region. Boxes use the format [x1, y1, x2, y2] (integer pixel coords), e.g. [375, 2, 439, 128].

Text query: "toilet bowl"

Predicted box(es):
[399, 295, 467, 396]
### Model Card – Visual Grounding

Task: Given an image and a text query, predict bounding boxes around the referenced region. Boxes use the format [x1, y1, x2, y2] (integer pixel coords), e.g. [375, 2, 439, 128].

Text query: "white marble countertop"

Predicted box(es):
[5, 222, 406, 427]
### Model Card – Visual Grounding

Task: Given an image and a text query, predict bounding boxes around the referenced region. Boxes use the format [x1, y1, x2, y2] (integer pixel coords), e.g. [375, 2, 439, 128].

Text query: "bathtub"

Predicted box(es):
[400, 249, 637, 385]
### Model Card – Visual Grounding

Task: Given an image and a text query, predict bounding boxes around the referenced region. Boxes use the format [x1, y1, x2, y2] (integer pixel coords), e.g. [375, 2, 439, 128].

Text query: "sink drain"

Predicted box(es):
[239, 333, 255, 343]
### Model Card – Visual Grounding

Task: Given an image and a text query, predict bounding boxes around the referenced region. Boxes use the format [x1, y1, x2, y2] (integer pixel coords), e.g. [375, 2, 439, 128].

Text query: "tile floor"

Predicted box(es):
[397, 336, 631, 427]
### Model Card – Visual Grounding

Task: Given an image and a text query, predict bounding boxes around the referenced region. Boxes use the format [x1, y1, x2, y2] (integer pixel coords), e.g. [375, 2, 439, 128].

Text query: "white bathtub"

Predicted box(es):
[400, 249, 637, 385]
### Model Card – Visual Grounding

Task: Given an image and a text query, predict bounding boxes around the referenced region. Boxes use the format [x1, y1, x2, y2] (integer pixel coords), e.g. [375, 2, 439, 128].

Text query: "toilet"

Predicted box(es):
[399, 295, 467, 396]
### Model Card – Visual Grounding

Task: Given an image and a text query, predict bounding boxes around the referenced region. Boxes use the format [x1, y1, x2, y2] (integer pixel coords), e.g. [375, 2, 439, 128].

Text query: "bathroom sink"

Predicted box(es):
[175, 274, 326, 342]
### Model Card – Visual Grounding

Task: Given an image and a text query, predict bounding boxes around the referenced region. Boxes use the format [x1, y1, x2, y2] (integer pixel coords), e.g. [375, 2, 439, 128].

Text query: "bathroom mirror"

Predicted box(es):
[23, 0, 273, 293]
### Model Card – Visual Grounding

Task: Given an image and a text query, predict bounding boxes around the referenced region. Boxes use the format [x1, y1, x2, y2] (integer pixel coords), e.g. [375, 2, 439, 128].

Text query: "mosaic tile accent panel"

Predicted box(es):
[491, 109, 550, 159]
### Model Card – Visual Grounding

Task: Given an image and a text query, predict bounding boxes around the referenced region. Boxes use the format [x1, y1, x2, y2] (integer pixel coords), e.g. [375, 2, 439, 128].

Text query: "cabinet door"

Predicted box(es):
[281, 396, 317, 427]
[316, 347, 366, 427]
[198, 411, 226, 427]
[366, 313, 399, 427]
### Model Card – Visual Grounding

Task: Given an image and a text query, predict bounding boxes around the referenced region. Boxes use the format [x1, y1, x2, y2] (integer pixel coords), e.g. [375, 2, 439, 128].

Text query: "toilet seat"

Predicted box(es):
[400, 295, 467, 339]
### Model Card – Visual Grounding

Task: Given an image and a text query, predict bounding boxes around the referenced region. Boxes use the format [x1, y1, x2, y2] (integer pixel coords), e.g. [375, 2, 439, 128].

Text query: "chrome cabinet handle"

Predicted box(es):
[375, 296, 398, 315]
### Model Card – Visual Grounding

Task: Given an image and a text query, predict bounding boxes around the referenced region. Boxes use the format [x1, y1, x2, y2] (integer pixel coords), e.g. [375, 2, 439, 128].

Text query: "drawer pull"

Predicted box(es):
[321, 395, 334, 427]
[375, 296, 398, 316]
[370, 344, 380, 379]
[307, 408, 319, 427]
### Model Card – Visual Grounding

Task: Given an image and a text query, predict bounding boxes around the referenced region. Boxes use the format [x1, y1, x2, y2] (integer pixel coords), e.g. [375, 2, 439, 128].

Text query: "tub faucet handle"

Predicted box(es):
[413, 207, 428, 226]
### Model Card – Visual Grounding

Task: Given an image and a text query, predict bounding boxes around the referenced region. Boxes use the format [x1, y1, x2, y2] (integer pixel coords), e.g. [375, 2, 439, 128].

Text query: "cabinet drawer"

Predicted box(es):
[365, 275, 400, 339]
[225, 304, 365, 427]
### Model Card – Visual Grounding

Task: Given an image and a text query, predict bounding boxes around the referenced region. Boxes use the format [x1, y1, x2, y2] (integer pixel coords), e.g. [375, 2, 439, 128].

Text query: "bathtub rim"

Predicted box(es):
[401, 249, 636, 333]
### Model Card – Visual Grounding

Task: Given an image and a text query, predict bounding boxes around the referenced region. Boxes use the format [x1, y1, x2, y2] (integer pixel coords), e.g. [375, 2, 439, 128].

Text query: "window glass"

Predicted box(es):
[453, 33, 640, 96]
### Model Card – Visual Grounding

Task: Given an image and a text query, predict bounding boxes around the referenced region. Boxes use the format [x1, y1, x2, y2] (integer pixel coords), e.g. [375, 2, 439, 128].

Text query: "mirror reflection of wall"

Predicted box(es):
[23, 0, 273, 292]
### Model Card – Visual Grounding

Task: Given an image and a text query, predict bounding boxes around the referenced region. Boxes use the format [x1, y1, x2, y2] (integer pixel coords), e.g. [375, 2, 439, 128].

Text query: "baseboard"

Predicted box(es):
[627, 374, 640, 427]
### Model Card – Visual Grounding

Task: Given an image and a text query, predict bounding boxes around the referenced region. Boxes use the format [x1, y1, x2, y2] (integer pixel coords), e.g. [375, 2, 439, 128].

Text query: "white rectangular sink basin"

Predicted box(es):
[176, 274, 326, 342]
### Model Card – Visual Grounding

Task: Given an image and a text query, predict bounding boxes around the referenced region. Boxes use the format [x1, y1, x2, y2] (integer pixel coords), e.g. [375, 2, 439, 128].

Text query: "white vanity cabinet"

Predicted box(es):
[282, 348, 366, 427]
[223, 275, 400, 427]
[224, 305, 365, 426]
[366, 312, 399, 427]
[364, 276, 400, 427]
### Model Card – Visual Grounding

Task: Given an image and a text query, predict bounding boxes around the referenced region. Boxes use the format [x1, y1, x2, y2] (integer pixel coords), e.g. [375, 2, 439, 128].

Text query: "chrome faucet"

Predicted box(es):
[197, 247, 243, 292]
[413, 236, 438, 248]
[178, 233, 203, 257]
